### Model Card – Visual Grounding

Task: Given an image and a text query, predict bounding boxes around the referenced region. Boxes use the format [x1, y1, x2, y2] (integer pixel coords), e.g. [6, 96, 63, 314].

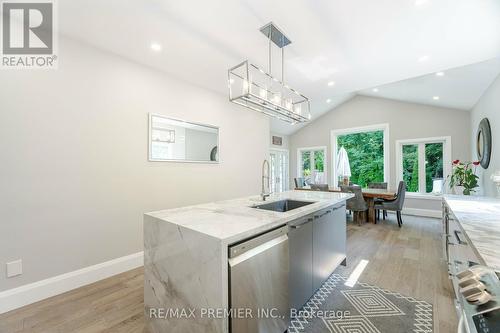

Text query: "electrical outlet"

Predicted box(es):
[6, 260, 22, 278]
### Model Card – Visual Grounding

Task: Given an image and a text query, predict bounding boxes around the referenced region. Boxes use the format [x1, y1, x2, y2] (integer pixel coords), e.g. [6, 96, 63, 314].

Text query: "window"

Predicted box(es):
[270, 149, 289, 192]
[297, 147, 326, 184]
[331, 124, 389, 187]
[397, 137, 451, 195]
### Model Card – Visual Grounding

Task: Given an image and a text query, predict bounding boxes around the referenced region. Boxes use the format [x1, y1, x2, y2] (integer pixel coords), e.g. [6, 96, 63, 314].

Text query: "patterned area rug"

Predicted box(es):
[289, 274, 433, 333]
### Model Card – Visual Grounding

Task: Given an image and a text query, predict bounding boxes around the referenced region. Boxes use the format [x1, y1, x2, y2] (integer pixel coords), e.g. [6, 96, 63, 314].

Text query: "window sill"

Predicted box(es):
[405, 192, 444, 201]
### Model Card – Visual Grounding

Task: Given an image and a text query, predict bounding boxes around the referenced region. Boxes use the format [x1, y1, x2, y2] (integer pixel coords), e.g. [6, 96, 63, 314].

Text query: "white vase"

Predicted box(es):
[494, 183, 500, 198]
[453, 185, 466, 195]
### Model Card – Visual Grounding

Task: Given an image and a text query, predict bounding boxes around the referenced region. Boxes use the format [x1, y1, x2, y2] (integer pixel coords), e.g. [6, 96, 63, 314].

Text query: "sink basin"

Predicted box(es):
[252, 199, 315, 212]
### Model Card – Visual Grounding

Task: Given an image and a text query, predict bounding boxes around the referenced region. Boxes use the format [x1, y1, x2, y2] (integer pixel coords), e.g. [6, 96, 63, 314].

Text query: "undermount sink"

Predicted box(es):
[252, 199, 315, 212]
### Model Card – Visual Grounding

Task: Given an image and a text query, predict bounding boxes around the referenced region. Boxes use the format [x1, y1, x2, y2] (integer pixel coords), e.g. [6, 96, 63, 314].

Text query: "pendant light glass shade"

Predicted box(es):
[228, 23, 311, 124]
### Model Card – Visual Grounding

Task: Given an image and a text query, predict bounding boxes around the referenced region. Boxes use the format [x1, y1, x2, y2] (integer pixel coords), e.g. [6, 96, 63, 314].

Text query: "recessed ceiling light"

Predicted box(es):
[150, 42, 162, 52]
[433, 96, 440, 100]
[418, 55, 429, 62]
[326, 99, 331, 103]
[436, 72, 445, 76]
[327, 81, 335, 86]
[372, 88, 379, 92]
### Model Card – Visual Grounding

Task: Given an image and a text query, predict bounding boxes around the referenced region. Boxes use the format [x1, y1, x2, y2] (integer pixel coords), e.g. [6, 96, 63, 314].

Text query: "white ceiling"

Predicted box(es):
[359, 57, 500, 111]
[57, 0, 500, 135]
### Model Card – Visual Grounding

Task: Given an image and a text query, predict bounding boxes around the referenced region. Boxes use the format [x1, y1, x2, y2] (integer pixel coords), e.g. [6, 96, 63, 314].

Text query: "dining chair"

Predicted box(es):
[294, 177, 306, 189]
[338, 180, 354, 187]
[368, 182, 388, 189]
[340, 185, 367, 225]
[374, 181, 406, 227]
[368, 182, 388, 220]
[310, 184, 329, 191]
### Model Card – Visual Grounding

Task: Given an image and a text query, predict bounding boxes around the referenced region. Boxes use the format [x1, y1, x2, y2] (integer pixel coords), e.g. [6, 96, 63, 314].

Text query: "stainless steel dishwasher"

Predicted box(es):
[228, 225, 289, 333]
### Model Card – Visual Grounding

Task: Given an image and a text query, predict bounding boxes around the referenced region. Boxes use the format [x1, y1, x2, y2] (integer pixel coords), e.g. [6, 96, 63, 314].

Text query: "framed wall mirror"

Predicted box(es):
[476, 118, 492, 169]
[149, 114, 219, 163]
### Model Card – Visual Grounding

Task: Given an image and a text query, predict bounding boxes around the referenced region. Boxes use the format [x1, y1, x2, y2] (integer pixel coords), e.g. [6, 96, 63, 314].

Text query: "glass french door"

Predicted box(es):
[270, 149, 289, 193]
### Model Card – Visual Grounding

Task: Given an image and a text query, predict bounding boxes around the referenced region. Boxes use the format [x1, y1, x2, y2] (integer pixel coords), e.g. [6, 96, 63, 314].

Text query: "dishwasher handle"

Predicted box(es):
[314, 210, 332, 219]
[290, 217, 314, 229]
[229, 225, 288, 259]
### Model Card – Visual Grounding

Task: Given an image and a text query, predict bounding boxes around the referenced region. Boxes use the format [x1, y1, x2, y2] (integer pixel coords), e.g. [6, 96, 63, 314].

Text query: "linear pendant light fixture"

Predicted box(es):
[228, 22, 311, 124]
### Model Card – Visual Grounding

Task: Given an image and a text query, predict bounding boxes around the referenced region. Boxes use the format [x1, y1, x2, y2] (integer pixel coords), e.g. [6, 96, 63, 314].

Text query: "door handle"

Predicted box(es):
[314, 210, 332, 219]
[331, 204, 346, 211]
[290, 217, 313, 228]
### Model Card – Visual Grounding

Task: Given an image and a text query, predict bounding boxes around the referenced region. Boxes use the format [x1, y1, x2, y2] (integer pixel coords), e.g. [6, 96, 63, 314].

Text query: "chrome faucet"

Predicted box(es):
[261, 159, 271, 201]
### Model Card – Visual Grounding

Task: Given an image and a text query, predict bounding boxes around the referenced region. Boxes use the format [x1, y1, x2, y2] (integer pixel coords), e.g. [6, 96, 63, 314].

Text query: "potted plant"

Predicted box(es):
[448, 160, 479, 195]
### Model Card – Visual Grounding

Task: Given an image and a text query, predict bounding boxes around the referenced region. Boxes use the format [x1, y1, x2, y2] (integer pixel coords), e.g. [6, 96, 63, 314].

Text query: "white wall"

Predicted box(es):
[289, 95, 471, 212]
[0, 37, 269, 291]
[471, 73, 500, 196]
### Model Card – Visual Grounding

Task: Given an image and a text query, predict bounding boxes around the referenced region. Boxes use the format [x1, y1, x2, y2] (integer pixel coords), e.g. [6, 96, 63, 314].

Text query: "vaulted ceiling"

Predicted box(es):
[359, 57, 500, 111]
[58, 0, 500, 134]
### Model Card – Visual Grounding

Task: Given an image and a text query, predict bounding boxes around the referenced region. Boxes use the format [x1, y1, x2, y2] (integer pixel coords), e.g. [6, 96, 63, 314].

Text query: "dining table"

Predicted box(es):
[296, 186, 397, 223]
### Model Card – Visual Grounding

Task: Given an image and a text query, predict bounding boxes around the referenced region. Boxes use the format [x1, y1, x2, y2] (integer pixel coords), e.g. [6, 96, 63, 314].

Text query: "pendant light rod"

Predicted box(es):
[268, 32, 272, 74]
[281, 46, 284, 84]
[261, 22, 290, 82]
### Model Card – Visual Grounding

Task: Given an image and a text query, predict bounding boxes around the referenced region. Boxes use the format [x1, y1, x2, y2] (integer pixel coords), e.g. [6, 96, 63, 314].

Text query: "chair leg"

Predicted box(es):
[383, 210, 387, 219]
[396, 211, 402, 228]
[376, 209, 380, 221]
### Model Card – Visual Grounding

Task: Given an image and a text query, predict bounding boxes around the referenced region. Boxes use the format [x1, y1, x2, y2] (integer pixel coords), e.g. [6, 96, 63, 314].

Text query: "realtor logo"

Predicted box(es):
[1, 0, 57, 68]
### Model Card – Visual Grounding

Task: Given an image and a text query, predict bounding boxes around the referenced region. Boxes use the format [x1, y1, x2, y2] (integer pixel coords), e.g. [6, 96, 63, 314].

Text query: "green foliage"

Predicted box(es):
[402, 143, 443, 193]
[402, 145, 419, 192]
[448, 161, 479, 195]
[301, 151, 311, 176]
[314, 150, 324, 172]
[337, 131, 384, 187]
[425, 143, 443, 192]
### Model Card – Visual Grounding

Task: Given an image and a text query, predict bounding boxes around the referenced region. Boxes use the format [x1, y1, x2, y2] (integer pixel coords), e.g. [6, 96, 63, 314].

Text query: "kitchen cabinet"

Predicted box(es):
[313, 203, 346, 291]
[289, 203, 347, 310]
[289, 214, 314, 310]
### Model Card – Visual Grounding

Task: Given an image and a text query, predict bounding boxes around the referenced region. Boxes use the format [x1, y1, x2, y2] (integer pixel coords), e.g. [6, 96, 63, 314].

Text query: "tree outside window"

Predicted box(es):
[399, 139, 446, 194]
[337, 131, 384, 188]
[299, 148, 326, 184]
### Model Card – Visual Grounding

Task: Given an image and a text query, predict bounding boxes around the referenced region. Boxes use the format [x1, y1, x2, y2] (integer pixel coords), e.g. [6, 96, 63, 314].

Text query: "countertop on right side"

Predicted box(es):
[443, 195, 500, 272]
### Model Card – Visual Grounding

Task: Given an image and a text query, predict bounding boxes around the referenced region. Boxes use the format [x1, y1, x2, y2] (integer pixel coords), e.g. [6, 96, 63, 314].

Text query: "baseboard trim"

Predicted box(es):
[0, 251, 144, 314]
[402, 208, 441, 218]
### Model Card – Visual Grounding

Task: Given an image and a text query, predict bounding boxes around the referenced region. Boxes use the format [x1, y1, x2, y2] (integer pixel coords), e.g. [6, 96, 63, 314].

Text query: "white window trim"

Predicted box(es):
[269, 148, 290, 191]
[395, 136, 452, 197]
[296, 146, 328, 183]
[330, 124, 390, 186]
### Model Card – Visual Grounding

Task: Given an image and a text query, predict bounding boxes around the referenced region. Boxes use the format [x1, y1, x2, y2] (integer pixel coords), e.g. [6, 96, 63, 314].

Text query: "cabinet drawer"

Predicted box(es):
[447, 220, 480, 266]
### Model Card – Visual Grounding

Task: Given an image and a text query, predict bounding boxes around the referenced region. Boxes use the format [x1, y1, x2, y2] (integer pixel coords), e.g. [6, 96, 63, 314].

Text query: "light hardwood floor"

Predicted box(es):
[0, 214, 457, 333]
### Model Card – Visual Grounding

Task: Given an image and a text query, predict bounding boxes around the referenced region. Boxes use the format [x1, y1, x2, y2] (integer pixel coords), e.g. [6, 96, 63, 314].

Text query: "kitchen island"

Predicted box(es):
[443, 195, 500, 271]
[442, 195, 500, 333]
[144, 190, 352, 333]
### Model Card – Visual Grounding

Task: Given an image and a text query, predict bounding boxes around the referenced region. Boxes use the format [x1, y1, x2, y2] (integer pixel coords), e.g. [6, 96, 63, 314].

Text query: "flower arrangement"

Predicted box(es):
[448, 160, 479, 195]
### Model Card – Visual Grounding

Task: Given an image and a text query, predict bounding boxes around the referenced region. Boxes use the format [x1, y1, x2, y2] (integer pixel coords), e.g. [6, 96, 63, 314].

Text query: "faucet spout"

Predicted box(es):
[261, 159, 271, 201]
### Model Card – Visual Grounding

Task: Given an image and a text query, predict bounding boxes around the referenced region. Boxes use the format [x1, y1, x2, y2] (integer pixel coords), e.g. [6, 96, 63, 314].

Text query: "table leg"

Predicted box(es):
[367, 198, 376, 223]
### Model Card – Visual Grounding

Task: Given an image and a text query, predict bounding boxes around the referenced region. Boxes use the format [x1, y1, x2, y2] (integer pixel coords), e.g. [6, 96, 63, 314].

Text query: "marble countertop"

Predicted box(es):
[444, 195, 500, 271]
[145, 190, 353, 245]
